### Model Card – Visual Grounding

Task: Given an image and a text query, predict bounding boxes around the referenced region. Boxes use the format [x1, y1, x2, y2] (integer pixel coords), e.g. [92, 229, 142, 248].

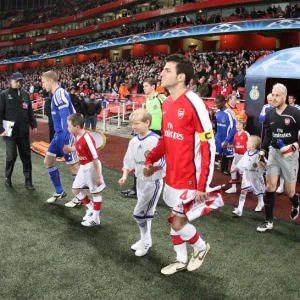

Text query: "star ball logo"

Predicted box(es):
[250, 85, 259, 100]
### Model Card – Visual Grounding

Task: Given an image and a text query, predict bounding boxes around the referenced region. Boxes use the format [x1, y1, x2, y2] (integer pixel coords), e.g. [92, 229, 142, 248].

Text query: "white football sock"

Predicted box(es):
[176, 224, 206, 252]
[238, 194, 246, 211]
[170, 228, 188, 263]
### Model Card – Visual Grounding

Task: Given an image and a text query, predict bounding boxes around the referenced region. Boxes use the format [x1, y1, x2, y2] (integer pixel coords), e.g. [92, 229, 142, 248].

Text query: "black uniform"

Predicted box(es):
[0, 87, 37, 187]
[262, 105, 300, 151]
[261, 105, 300, 223]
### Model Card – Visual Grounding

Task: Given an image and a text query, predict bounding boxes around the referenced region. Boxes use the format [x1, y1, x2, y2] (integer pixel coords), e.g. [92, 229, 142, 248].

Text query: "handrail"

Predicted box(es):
[101, 101, 138, 132]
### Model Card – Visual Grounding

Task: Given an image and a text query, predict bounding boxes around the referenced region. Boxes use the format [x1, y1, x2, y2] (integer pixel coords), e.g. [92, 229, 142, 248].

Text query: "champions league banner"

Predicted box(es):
[2, 18, 300, 65]
[245, 79, 266, 135]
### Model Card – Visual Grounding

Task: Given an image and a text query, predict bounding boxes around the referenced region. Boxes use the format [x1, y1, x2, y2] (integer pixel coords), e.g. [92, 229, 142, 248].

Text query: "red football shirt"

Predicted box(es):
[75, 132, 98, 165]
[233, 130, 249, 155]
[146, 90, 216, 192]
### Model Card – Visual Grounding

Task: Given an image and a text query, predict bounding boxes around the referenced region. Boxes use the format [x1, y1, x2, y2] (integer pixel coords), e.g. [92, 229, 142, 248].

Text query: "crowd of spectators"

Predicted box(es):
[0, 50, 272, 100]
[0, 0, 115, 29]
[1, 2, 298, 60]
[232, 3, 300, 19]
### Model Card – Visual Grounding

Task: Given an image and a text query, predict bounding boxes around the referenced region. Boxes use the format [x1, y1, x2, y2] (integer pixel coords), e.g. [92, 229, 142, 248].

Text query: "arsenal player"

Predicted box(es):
[144, 54, 216, 275]
[257, 83, 300, 232]
[64, 113, 106, 227]
[225, 118, 249, 194]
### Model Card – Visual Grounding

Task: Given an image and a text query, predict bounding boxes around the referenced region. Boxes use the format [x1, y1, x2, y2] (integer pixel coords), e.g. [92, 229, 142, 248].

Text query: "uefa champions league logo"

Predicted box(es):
[249, 85, 259, 100]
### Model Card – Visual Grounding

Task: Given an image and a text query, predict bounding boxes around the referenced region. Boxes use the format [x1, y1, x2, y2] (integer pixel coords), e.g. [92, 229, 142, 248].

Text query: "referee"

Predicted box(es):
[0, 72, 37, 189]
[144, 78, 166, 136]
[257, 83, 300, 232]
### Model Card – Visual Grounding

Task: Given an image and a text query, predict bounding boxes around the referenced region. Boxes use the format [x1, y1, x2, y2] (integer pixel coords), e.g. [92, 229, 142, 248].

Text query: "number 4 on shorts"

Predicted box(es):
[180, 190, 188, 200]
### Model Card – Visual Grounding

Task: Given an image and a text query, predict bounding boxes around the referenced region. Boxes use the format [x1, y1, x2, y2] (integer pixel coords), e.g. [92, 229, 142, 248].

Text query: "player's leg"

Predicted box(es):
[81, 192, 102, 227]
[132, 179, 163, 256]
[64, 134, 81, 207]
[257, 148, 280, 232]
[253, 177, 265, 212]
[161, 189, 209, 275]
[160, 213, 189, 275]
[172, 215, 209, 273]
[226, 154, 241, 194]
[281, 152, 299, 220]
[257, 174, 278, 232]
[81, 160, 105, 227]
[71, 167, 92, 215]
[44, 150, 67, 203]
[233, 189, 248, 217]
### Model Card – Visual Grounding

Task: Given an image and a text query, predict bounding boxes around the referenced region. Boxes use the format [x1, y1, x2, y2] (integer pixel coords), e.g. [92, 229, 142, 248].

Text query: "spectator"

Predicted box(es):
[197, 77, 210, 98]
[84, 93, 102, 130]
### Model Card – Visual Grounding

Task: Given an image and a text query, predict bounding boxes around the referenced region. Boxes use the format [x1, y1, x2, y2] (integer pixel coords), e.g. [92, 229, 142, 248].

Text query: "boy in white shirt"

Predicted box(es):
[231, 135, 266, 216]
[119, 109, 165, 257]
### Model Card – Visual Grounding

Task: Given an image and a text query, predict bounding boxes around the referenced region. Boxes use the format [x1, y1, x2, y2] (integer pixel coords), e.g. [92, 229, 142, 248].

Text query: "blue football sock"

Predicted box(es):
[47, 166, 63, 194]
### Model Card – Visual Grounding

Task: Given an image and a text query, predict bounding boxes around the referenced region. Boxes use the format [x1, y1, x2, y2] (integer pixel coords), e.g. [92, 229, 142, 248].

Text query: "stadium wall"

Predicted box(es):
[220, 34, 277, 50]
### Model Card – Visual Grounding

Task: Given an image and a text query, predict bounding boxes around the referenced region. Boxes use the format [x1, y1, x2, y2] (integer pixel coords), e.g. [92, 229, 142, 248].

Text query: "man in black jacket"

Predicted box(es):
[84, 93, 102, 130]
[69, 87, 85, 115]
[0, 72, 37, 190]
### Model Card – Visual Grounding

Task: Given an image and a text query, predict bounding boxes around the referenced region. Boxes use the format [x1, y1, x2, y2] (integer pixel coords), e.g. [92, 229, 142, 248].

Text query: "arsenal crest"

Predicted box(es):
[178, 108, 185, 119]
[285, 118, 290, 125]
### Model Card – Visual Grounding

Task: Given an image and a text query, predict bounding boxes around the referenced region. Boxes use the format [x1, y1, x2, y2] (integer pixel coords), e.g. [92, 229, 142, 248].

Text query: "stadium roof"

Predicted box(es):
[246, 47, 300, 79]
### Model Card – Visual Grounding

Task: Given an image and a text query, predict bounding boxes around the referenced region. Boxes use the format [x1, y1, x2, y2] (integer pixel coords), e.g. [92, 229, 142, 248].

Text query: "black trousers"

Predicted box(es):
[49, 124, 55, 143]
[4, 136, 32, 181]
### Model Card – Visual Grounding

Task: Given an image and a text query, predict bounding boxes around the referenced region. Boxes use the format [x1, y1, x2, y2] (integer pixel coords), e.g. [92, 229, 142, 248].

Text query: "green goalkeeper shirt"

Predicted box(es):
[146, 92, 166, 130]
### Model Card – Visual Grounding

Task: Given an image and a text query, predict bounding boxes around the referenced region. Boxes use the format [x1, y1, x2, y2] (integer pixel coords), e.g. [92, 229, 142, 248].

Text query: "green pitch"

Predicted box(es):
[0, 140, 300, 300]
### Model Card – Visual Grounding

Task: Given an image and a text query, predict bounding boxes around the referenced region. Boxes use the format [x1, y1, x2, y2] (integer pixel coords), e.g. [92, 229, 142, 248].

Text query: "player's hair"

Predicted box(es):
[236, 118, 247, 128]
[249, 135, 261, 149]
[68, 113, 85, 128]
[273, 83, 287, 96]
[42, 71, 59, 83]
[215, 95, 226, 103]
[129, 108, 152, 125]
[166, 54, 194, 86]
[288, 94, 296, 100]
[143, 78, 157, 89]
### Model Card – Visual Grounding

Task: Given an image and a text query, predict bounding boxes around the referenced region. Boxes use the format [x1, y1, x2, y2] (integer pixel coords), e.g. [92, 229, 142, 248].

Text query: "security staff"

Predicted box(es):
[0, 72, 37, 189]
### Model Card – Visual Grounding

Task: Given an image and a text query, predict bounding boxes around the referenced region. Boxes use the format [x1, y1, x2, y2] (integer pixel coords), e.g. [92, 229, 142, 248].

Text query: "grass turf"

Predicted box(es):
[0, 139, 300, 300]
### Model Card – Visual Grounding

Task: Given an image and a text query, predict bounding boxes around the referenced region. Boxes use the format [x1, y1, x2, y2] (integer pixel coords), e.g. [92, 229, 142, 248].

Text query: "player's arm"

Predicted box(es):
[193, 104, 216, 193]
[84, 134, 102, 185]
[280, 110, 300, 157]
[224, 113, 237, 144]
[145, 134, 166, 166]
[119, 140, 135, 186]
[261, 112, 272, 153]
[58, 107, 71, 145]
[258, 105, 266, 123]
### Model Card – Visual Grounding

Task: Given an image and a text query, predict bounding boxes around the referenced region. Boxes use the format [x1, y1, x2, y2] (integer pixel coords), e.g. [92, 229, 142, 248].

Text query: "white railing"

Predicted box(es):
[100, 102, 141, 132]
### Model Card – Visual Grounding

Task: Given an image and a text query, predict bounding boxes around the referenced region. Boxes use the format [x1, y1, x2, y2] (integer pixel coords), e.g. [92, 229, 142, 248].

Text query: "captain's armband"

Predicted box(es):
[199, 129, 214, 142]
